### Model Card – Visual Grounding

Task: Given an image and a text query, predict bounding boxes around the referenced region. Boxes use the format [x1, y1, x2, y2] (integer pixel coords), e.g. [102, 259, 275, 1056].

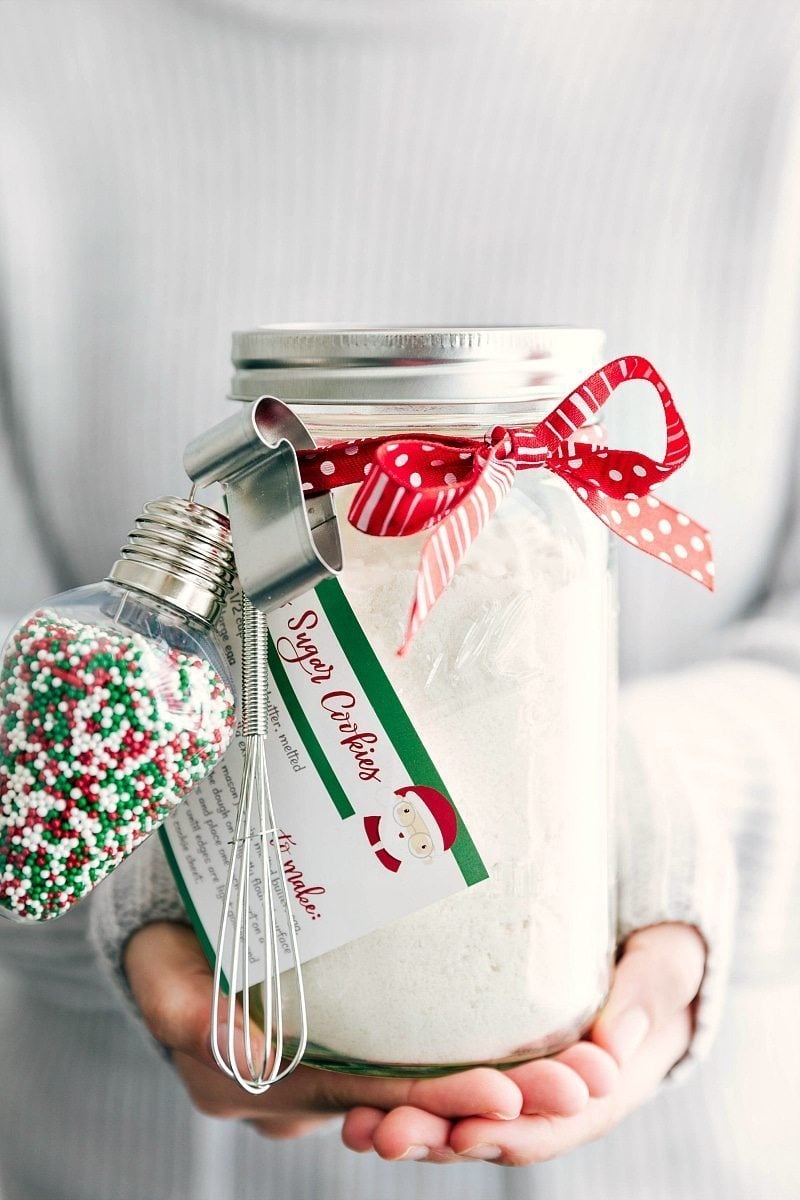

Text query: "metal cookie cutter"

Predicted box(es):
[184, 395, 342, 610]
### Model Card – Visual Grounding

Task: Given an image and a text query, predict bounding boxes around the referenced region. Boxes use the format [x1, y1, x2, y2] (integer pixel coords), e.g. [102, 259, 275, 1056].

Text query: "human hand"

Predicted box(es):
[124, 921, 608, 1140]
[342, 923, 705, 1164]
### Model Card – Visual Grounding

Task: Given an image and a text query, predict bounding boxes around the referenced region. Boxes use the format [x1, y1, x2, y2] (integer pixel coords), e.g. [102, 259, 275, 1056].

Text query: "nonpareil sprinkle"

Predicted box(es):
[0, 608, 235, 920]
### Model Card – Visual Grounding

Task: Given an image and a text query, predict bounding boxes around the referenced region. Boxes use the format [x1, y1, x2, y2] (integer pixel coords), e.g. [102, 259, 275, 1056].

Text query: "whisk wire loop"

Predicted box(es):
[209, 594, 308, 1093]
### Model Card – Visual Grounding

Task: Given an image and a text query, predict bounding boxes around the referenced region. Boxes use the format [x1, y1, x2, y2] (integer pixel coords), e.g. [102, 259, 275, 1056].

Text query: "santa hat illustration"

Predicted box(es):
[394, 785, 458, 854]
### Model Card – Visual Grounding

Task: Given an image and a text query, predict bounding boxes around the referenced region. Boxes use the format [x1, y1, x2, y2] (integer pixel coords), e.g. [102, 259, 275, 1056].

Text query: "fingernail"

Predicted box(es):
[608, 1007, 650, 1063]
[462, 1144, 503, 1160]
[486, 1110, 518, 1120]
[399, 1145, 429, 1161]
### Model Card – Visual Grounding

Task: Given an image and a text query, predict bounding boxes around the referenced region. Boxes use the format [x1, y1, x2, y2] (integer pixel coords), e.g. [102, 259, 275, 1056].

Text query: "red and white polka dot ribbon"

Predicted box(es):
[298, 357, 713, 653]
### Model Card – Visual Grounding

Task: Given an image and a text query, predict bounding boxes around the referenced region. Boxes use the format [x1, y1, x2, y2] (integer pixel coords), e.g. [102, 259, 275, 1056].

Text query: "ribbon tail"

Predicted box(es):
[562, 478, 715, 591]
[541, 355, 714, 591]
[399, 453, 516, 654]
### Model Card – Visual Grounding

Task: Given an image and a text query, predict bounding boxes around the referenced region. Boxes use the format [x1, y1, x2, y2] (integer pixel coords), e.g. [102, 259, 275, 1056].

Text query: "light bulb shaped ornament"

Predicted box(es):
[0, 497, 237, 922]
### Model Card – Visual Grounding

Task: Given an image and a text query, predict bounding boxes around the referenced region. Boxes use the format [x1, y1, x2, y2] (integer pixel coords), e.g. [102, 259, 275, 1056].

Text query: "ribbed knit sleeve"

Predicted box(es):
[615, 710, 736, 1081]
[614, 426, 800, 1075]
[620, 655, 800, 982]
[87, 835, 189, 1054]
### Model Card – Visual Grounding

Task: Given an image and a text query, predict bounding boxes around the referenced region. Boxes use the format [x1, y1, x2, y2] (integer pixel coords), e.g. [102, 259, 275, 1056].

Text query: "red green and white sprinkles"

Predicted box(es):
[0, 609, 235, 920]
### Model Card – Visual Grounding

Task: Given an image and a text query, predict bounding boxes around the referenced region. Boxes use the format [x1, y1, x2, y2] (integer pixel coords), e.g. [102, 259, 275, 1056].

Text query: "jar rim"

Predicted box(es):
[232, 325, 605, 366]
[230, 325, 606, 433]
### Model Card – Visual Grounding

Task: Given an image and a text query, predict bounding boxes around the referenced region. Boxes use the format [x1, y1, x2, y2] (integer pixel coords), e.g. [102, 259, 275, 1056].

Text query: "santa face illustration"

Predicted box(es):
[363, 785, 458, 873]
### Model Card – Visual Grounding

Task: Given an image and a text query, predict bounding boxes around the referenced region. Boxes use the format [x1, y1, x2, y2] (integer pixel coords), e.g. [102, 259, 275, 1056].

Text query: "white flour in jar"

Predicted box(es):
[285, 478, 614, 1067]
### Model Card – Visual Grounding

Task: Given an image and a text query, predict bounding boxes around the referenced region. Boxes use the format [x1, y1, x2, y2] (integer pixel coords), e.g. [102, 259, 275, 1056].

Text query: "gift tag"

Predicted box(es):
[161, 579, 488, 975]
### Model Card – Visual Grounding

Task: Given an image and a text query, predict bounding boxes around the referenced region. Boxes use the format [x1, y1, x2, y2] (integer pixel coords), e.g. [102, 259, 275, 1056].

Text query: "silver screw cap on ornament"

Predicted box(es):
[107, 497, 237, 625]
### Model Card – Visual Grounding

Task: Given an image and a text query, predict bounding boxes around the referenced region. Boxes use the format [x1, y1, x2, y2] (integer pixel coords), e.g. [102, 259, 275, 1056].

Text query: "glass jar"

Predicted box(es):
[232, 327, 616, 1074]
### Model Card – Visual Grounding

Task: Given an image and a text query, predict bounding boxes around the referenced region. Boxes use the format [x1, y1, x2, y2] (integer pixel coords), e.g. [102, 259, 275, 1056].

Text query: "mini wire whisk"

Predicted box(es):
[183, 393, 342, 1093]
[210, 593, 308, 1093]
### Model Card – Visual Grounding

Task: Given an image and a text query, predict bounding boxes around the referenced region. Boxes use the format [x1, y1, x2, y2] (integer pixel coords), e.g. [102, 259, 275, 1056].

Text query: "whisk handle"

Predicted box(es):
[241, 594, 270, 738]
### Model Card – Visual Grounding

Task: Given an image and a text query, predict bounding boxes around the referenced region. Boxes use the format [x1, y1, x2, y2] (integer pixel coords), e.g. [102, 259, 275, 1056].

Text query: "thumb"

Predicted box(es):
[591, 922, 706, 1066]
[124, 921, 221, 1065]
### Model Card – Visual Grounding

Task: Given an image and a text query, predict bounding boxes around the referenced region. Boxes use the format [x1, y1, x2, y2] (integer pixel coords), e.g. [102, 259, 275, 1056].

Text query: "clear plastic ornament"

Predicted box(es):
[0, 497, 237, 922]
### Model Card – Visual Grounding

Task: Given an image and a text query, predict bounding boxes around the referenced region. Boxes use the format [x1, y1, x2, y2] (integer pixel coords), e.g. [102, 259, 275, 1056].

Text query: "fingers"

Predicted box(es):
[338, 1051, 614, 1126]
[345, 924, 704, 1166]
[341, 1046, 621, 1162]
[370, 1106, 456, 1162]
[591, 922, 706, 1066]
[504, 1058, 589, 1116]
[448, 1010, 692, 1166]
[124, 922, 219, 1065]
[330, 1066, 523, 1121]
[405, 1068, 522, 1119]
[548, 1042, 620, 1099]
[341, 1107, 386, 1153]
[354, 1011, 690, 1166]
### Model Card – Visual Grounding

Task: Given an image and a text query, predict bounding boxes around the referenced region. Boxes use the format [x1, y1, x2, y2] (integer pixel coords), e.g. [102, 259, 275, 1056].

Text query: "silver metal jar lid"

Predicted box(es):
[230, 326, 606, 432]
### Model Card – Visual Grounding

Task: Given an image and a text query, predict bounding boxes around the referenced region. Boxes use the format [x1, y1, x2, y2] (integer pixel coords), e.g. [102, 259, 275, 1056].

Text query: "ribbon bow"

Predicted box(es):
[298, 357, 713, 653]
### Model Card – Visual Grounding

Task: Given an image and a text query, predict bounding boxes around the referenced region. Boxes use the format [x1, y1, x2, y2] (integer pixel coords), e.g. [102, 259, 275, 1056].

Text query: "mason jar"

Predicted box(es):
[232, 326, 617, 1075]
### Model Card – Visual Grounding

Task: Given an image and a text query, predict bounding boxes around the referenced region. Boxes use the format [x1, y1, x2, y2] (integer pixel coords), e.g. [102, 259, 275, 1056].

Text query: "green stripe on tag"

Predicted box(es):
[315, 579, 488, 887]
[267, 635, 356, 820]
[159, 825, 228, 990]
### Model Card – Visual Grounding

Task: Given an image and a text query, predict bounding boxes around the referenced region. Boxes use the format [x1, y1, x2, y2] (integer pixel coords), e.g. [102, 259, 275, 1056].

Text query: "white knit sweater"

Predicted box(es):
[0, 2, 799, 1198]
